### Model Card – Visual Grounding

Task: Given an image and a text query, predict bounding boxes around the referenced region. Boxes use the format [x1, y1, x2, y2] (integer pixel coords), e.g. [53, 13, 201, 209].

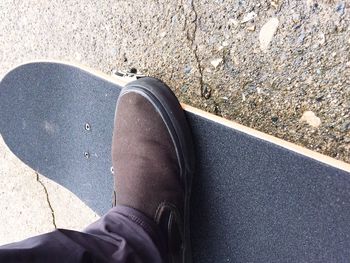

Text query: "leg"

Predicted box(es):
[0, 77, 194, 263]
[0, 206, 165, 263]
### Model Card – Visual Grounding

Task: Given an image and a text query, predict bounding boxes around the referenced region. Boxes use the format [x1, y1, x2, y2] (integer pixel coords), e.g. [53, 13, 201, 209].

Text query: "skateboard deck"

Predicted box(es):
[1, 61, 350, 262]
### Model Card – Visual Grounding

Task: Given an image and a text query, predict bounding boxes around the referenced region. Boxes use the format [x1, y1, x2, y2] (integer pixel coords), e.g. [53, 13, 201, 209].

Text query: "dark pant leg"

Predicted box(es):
[0, 206, 166, 263]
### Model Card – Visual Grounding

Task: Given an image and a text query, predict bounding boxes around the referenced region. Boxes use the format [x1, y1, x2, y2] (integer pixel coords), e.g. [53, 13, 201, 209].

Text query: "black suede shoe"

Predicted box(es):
[111, 77, 195, 263]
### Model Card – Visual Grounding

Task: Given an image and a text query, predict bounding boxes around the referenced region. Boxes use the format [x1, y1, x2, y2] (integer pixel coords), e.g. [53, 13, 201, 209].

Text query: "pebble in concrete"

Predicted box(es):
[210, 58, 223, 69]
[241, 12, 257, 23]
[300, 111, 322, 128]
[259, 17, 279, 52]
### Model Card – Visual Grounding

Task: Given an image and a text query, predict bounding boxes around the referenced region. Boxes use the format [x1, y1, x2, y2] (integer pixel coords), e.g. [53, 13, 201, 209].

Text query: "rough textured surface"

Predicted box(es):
[1, 62, 350, 262]
[0, 0, 349, 163]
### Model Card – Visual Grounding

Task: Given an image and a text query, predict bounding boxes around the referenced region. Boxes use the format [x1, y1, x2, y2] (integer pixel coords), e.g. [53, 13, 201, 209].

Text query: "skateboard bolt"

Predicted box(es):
[85, 123, 91, 131]
[84, 151, 90, 159]
[110, 166, 114, 174]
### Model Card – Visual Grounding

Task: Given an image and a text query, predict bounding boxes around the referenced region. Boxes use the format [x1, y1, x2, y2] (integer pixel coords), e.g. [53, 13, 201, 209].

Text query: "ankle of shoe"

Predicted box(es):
[114, 205, 169, 260]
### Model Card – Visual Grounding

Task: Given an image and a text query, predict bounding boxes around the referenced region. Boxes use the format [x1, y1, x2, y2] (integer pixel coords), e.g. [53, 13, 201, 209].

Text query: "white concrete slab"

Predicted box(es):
[0, 135, 99, 245]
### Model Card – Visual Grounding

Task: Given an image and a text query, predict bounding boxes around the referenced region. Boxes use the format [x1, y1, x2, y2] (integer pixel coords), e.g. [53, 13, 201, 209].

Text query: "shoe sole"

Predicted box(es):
[121, 77, 195, 263]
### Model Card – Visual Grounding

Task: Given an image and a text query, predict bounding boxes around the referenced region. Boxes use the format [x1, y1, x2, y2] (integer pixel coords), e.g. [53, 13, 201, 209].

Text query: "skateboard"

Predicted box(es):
[1, 61, 350, 262]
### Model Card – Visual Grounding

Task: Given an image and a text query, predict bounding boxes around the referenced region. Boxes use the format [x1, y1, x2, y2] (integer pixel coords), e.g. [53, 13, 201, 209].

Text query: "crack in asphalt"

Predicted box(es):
[36, 172, 57, 229]
[184, 0, 204, 96]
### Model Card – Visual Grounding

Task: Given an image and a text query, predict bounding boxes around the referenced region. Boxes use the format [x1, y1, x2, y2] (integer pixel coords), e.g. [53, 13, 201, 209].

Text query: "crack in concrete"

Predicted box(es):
[193, 46, 204, 96]
[184, 0, 204, 96]
[36, 172, 57, 229]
